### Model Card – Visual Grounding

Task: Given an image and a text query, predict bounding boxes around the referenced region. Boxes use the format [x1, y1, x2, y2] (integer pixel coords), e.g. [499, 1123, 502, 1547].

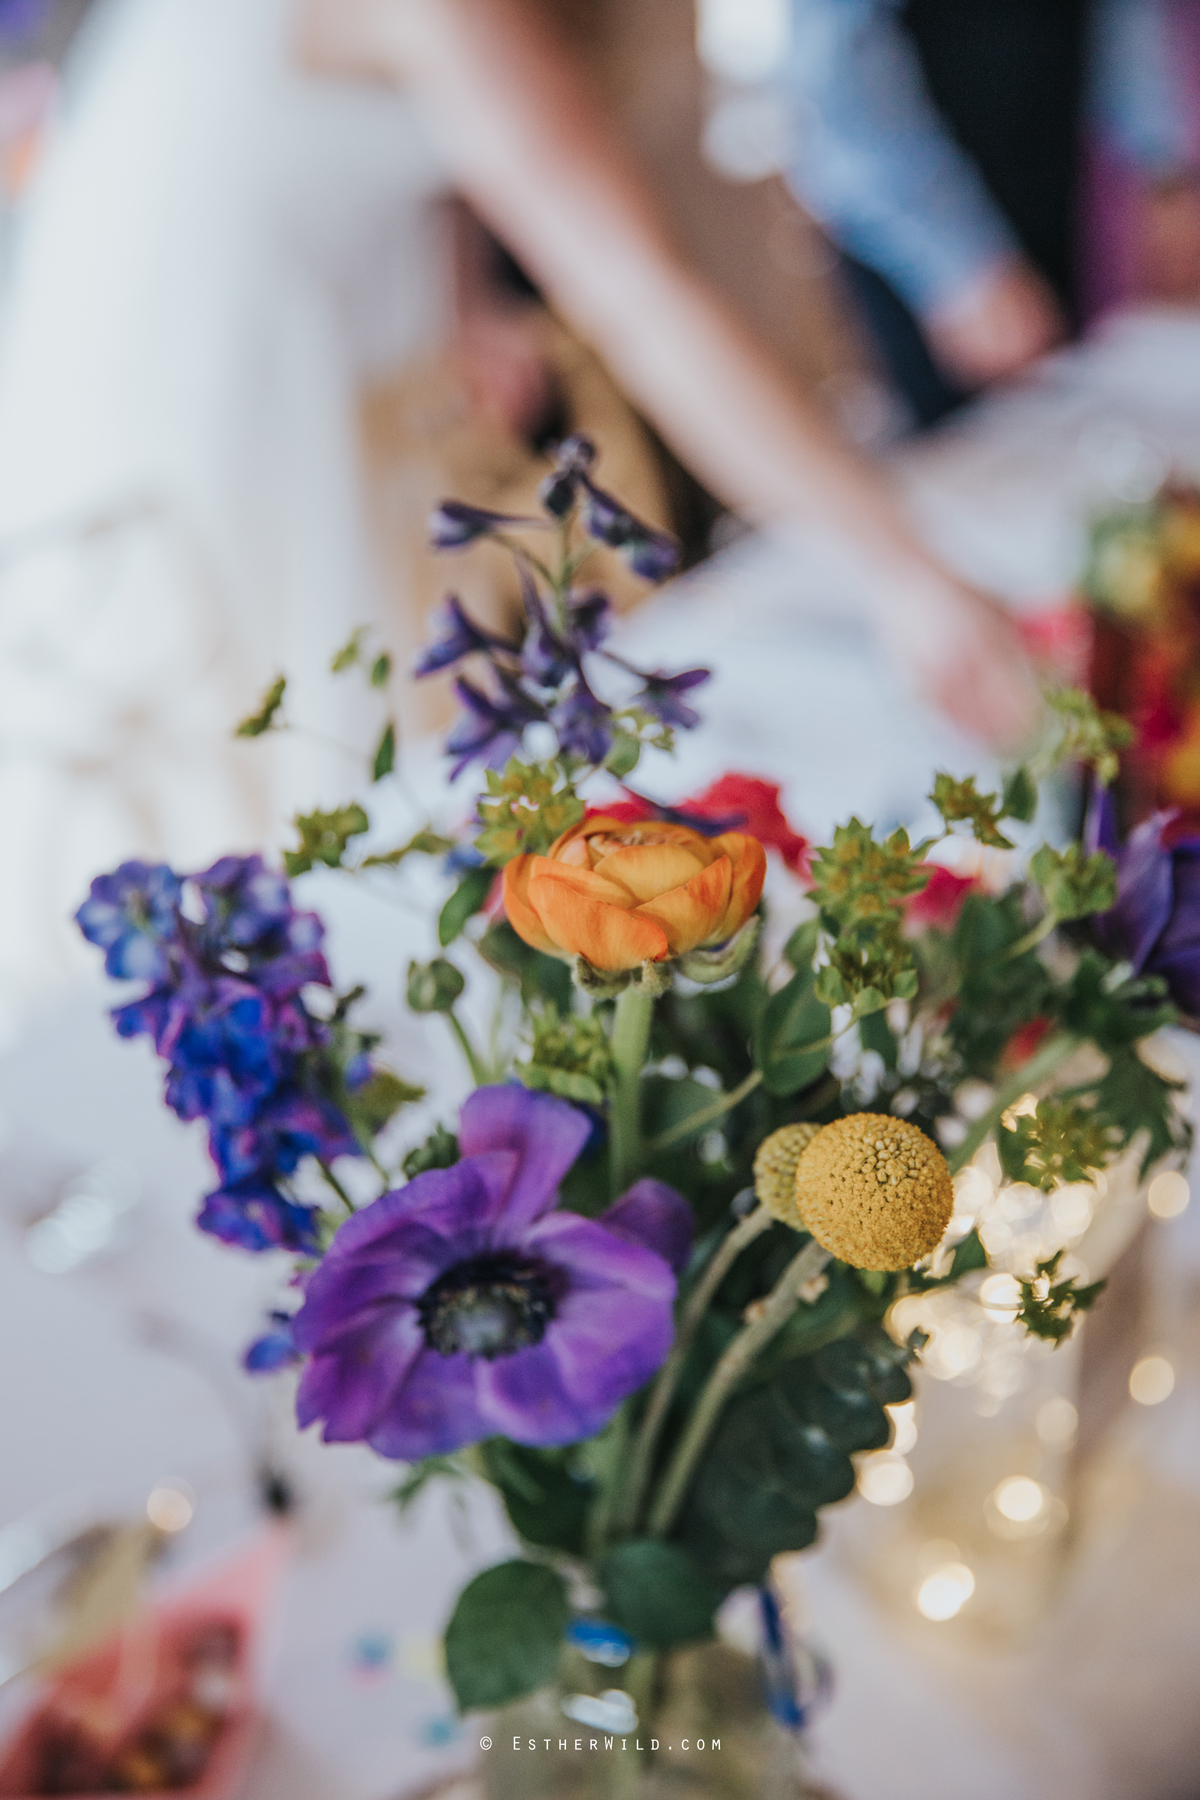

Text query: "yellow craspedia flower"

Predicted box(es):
[794, 1113, 953, 1271]
[753, 1123, 819, 1228]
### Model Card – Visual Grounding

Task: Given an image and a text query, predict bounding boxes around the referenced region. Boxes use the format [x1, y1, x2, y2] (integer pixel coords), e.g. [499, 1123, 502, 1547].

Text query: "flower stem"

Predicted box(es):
[317, 1159, 355, 1215]
[646, 1238, 831, 1539]
[645, 1067, 764, 1153]
[1003, 913, 1059, 961]
[617, 1203, 774, 1535]
[946, 1030, 1081, 1174]
[445, 1009, 490, 1087]
[609, 983, 654, 1195]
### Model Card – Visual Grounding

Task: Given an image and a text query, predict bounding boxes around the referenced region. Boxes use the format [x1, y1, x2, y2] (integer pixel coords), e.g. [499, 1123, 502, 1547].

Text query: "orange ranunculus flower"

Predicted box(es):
[503, 816, 767, 973]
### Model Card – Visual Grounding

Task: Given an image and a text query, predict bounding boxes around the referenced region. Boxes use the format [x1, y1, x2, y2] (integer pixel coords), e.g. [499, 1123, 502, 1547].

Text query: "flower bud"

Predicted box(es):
[407, 958, 466, 1014]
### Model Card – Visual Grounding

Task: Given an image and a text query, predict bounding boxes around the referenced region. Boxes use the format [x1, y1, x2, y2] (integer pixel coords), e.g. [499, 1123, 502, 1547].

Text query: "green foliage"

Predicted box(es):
[235, 675, 287, 738]
[444, 1560, 569, 1711]
[283, 802, 370, 876]
[809, 819, 927, 1016]
[950, 891, 1052, 1074]
[597, 1541, 720, 1648]
[782, 917, 821, 972]
[1029, 843, 1117, 922]
[475, 758, 585, 865]
[603, 730, 642, 778]
[370, 652, 392, 688]
[753, 965, 831, 1096]
[439, 865, 496, 946]
[1094, 1046, 1190, 1174]
[999, 1098, 1119, 1191]
[359, 828, 455, 870]
[330, 628, 367, 673]
[407, 958, 466, 1013]
[928, 773, 1014, 848]
[476, 919, 574, 1012]
[389, 1455, 466, 1511]
[1040, 688, 1134, 787]
[1016, 1250, 1105, 1345]
[345, 1069, 425, 1138]
[1002, 765, 1038, 824]
[516, 1009, 613, 1106]
[372, 723, 396, 783]
[402, 1123, 459, 1179]
[481, 1442, 592, 1556]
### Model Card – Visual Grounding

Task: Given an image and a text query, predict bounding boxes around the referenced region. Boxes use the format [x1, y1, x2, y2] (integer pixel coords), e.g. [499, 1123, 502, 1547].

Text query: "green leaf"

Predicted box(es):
[438, 865, 496, 946]
[235, 675, 287, 738]
[443, 1560, 569, 1711]
[1001, 765, 1037, 824]
[406, 958, 465, 1013]
[346, 1069, 425, 1136]
[999, 1097, 1119, 1191]
[370, 652, 392, 687]
[782, 917, 820, 972]
[597, 1541, 720, 1649]
[372, 723, 396, 783]
[1016, 1249, 1106, 1345]
[330, 628, 366, 673]
[388, 1455, 466, 1511]
[480, 1442, 591, 1556]
[754, 967, 832, 1096]
[359, 828, 455, 870]
[402, 1124, 459, 1179]
[946, 1226, 988, 1279]
[1042, 688, 1134, 787]
[517, 1063, 606, 1105]
[603, 731, 642, 778]
[928, 772, 1013, 848]
[1029, 844, 1117, 922]
[476, 920, 573, 1012]
[283, 802, 370, 876]
[1094, 1044, 1190, 1173]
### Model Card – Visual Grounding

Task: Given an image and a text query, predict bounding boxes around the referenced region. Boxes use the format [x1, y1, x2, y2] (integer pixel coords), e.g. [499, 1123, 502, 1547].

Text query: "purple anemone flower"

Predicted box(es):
[293, 1086, 692, 1458]
[428, 500, 543, 551]
[75, 862, 183, 982]
[1088, 788, 1200, 1015]
[413, 595, 518, 678]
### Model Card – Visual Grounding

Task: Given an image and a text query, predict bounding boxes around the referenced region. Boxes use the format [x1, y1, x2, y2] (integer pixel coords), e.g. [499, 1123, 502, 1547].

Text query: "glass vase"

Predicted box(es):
[468, 1642, 838, 1800]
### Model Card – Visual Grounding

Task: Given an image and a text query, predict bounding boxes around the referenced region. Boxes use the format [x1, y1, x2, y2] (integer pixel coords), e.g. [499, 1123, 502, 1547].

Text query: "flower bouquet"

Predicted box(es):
[76, 439, 1191, 1797]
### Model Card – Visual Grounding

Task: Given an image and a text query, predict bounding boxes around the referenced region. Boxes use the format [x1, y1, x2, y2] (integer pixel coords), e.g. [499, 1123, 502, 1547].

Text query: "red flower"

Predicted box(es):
[590, 774, 810, 879]
[998, 1015, 1053, 1075]
[905, 865, 978, 933]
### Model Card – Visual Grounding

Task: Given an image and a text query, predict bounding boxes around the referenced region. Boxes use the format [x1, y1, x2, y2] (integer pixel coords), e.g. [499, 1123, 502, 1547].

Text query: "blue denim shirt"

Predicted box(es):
[783, 0, 1193, 314]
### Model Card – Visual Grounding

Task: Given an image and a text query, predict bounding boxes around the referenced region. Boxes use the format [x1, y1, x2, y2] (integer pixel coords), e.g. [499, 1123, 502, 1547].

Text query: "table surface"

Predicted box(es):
[5, 308, 1200, 1800]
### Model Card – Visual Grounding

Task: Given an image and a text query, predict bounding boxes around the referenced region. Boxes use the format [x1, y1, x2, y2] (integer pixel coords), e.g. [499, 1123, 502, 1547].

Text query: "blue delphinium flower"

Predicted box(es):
[244, 1311, 303, 1372]
[76, 855, 360, 1251]
[427, 499, 543, 550]
[75, 862, 183, 982]
[417, 436, 701, 778]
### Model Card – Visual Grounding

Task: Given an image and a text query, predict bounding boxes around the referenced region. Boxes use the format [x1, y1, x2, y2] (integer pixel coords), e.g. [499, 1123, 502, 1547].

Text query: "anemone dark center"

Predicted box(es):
[418, 1253, 561, 1360]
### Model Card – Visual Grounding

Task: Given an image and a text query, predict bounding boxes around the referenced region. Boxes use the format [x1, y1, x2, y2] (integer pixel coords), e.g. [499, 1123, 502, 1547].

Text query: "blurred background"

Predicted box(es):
[1, 2, 1200, 1796]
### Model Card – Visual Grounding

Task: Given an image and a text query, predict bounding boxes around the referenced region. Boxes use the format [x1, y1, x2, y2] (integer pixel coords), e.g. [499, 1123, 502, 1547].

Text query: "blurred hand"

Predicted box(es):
[294, 0, 405, 79]
[1138, 174, 1200, 305]
[872, 576, 1042, 753]
[923, 258, 1067, 389]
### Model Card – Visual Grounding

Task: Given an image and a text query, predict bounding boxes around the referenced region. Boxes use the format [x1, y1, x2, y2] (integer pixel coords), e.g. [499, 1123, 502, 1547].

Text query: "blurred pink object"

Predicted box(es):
[0, 1528, 290, 1798]
[1017, 602, 1093, 685]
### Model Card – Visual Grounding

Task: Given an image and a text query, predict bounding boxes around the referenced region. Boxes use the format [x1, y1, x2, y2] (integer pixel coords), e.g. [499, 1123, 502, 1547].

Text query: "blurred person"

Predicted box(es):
[299, 0, 1041, 753]
[783, 0, 1200, 424]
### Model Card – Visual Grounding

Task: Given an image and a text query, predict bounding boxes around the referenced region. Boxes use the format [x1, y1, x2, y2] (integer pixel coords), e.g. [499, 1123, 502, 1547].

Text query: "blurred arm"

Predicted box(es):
[298, 0, 1039, 747]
